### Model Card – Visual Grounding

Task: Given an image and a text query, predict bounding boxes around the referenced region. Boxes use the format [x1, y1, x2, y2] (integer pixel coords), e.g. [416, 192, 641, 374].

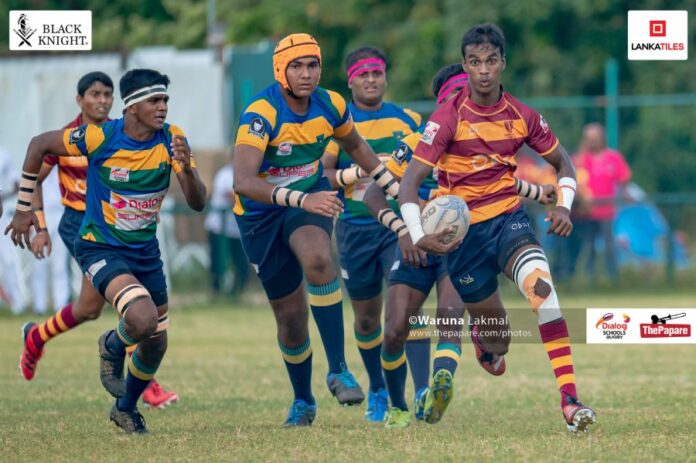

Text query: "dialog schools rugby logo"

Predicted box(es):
[595, 312, 631, 340]
[640, 312, 691, 338]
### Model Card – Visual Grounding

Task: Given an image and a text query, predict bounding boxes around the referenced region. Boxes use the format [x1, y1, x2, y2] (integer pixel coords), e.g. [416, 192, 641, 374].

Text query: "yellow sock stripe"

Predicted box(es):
[308, 288, 342, 307]
[38, 323, 50, 342]
[55, 311, 68, 332]
[433, 348, 461, 363]
[281, 346, 313, 364]
[556, 373, 576, 389]
[45, 318, 58, 336]
[125, 345, 137, 354]
[381, 351, 407, 370]
[407, 327, 431, 340]
[357, 332, 383, 350]
[543, 337, 570, 353]
[550, 355, 573, 370]
[127, 356, 156, 381]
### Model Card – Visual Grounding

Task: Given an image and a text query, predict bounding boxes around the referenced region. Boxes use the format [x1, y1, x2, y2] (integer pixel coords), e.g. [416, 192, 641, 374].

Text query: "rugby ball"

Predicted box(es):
[421, 195, 470, 244]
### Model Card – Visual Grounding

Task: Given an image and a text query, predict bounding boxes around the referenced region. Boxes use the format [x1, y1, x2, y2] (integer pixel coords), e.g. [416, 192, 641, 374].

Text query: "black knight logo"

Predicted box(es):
[13, 14, 36, 48]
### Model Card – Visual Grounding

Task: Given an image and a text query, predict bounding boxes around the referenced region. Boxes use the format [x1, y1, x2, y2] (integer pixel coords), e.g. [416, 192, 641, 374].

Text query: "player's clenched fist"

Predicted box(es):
[301, 190, 343, 218]
[171, 134, 193, 170]
[545, 206, 573, 237]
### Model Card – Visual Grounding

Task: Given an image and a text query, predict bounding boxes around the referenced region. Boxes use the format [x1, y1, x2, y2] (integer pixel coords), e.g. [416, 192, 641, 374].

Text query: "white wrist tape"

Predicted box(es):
[557, 177, 576, 211]
[16, 171, 38, 212]
[400, 202, 425, 245]
[271, 186, 308, 208]
[335, 166, 365, 187]
[377, 209, 408, 237]
[369, 164, 400, 199]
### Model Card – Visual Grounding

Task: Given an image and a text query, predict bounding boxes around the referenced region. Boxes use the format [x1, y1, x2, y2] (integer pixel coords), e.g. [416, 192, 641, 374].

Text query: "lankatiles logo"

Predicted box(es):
[628, 10, 688, 60]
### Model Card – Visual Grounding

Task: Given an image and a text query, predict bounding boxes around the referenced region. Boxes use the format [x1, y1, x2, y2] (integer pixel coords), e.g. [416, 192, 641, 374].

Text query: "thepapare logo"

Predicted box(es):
[10, 11, 92, 51]
[640, 312, 690, 338]
[595, 312, 631, 340]
[628, 11, 687, 60]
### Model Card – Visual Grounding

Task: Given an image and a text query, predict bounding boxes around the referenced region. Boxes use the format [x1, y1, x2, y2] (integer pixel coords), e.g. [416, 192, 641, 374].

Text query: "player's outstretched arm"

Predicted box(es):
[335, 127, 399, 198]
[171, 134, 206, 211]
[541, 144, 576, 237]
[233, 144, 342, 218]
[5, 130, 66, 248]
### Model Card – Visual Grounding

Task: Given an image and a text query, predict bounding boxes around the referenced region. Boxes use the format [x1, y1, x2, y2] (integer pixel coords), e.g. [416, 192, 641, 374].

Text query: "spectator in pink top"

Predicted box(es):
[574, 123, 632, 282]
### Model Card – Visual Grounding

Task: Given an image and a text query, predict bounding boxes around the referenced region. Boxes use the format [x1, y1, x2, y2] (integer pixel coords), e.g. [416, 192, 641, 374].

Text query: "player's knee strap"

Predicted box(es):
[113, 284, 151, 317]
[153, 310, 169, 336]
[511, 247, 561, 323]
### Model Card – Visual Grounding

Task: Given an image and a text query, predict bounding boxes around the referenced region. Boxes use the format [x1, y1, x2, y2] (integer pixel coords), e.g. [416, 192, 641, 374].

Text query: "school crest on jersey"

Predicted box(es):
[421, 121, 440, 145]
[248, 117, 266, 139]
[392, 143, 411, 164]
[277, 141, 293, 156]
[69, 128, 86, 144]
[539, 114, 549, 133]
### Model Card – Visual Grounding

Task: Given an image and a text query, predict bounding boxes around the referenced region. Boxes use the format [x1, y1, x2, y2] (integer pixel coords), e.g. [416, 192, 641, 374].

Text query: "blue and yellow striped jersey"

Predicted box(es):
[62, 118, 195, 248]
[234, 83, 354, 216]
[324, 102, 421, 224]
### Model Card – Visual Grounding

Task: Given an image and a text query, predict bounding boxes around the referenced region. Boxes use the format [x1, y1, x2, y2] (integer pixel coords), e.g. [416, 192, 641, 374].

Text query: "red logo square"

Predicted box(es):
[649, 20, 666, 37]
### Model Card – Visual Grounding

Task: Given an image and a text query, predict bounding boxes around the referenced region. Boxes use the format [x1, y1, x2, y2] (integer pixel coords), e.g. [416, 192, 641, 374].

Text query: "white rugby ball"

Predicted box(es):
[421, 195, 470, 244]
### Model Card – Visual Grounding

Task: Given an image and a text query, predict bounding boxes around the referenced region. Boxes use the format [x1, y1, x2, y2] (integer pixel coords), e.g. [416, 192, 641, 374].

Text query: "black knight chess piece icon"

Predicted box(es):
[13, 14, 37, 47]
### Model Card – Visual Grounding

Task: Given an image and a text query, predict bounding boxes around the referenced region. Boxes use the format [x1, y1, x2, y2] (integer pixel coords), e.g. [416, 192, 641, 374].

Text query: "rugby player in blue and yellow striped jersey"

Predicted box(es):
[233, 33, 400, 427]
[7, 69, 207, 434]
[320, 46, 428, 423]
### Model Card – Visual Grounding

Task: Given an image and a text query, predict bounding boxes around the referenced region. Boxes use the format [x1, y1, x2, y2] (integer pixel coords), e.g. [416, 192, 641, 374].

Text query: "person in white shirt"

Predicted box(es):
[204, 155, 249, 297]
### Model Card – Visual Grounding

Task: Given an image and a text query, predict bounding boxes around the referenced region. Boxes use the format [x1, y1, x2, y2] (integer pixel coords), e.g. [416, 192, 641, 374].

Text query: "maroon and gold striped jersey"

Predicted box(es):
[413, 86, 558, 224]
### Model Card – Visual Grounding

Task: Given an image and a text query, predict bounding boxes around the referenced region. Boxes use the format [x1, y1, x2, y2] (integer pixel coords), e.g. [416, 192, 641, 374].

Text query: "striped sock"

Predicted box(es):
[279, 338, 314, 404]
[381, 348, 408, 411]
[433, 342, 461, 375]
[540, 318, 578, 406]
[105, 318, 136, 356]
[117, 349, 159, 411]
[308, 279, 346, 374]
[356, 326, 385, 392]
[405, 323, 431, 393]
[31, 304, 81, 348]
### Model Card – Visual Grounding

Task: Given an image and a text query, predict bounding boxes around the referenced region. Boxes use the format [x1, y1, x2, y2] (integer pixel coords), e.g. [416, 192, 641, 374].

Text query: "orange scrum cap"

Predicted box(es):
[273, 33, 322, 91]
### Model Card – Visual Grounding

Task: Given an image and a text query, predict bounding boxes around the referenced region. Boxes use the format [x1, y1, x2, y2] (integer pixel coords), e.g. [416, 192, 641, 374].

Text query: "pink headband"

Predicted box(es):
[436, 73, 468, 105]
[347, 58, 386, 84]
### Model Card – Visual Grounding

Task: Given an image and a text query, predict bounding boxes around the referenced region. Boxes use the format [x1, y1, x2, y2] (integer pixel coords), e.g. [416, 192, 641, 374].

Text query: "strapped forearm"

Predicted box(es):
[377, 208, 408, 237]
[369, 164, 400, 199]
[16, 171, 38, 212]
[335, 165, 366, 187]
[34, 208, 48, 231]
[271, 186, 308, 208]
[515, 178, 543, 202]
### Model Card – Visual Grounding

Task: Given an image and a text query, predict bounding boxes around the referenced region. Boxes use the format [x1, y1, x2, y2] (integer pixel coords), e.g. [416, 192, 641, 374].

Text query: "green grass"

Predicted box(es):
[2, 290, 695, 462]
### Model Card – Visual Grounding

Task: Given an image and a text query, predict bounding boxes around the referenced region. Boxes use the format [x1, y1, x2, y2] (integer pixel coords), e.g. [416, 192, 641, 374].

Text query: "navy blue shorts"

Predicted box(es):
[336, 220, 398, 300]
[389, 251, 448, 295]
[446, 207, 539, 303]
[74, 238, 168, 306]
[235, 177, 334, 300]
[58, 206, 84, 259]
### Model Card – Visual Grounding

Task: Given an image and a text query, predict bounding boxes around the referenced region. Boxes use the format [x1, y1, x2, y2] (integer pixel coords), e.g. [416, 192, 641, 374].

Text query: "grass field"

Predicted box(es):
[2, 288, 695, 462]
